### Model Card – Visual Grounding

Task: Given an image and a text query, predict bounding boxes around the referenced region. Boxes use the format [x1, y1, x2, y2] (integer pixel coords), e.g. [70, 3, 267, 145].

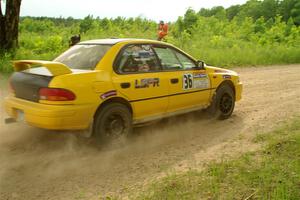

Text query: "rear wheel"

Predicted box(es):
[93, 103, 132, 145]
[208, 84, 235, 120]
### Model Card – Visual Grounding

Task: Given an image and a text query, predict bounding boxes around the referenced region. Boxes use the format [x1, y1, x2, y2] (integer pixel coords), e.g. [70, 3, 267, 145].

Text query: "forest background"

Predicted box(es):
[0, 0, 300, 73]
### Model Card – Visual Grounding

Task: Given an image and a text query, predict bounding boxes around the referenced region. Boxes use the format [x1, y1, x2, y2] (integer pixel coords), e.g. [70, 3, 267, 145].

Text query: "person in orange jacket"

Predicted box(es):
[157, 21, 168, 41]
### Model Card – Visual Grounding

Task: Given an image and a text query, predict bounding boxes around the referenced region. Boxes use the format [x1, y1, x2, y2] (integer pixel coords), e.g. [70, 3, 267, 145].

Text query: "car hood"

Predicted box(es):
[205, 65, 238, 76]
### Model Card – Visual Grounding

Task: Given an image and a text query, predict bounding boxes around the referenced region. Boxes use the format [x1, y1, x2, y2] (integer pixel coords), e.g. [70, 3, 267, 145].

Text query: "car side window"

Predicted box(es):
[173, 50, 197, 69]
[116, 44, 160, 73]
[153, 47, 183, 70]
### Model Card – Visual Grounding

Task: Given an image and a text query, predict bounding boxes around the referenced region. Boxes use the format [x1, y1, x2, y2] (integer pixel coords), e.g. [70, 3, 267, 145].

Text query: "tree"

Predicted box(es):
[79, 15, 94, 33]
[280, 0, 298, 22]
[260, 0, 280, 20]
[209, 6, 226, 19]
[198, 8, 212, 17]
[291, 1, 300, 25]
[0, 0, 22, 51]
[226, 5, 241, 20]
[238, 0, 263, 20]
[183, 8, 198, 33]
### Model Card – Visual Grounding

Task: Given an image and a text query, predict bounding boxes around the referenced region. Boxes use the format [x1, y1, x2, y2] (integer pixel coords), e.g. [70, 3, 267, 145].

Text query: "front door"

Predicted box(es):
[152, 46, 211, 113]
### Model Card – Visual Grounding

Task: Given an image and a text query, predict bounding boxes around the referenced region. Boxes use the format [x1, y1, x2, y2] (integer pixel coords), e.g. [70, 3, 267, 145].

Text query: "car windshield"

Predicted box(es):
[54, 44, 112, 70]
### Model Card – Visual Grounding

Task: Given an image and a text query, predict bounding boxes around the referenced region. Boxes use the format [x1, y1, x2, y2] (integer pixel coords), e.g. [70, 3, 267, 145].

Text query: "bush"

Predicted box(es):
[1, 4, 300, 73]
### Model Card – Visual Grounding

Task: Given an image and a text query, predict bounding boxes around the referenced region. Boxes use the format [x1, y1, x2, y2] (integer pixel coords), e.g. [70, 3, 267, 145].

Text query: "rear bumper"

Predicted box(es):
[4, 96, 96, 130]
[235, 82, 243, 101]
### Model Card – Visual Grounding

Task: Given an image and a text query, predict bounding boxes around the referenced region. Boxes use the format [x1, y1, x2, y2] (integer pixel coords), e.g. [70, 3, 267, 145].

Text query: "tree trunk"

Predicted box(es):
[0, 0, 22, 51]
[0, 0, 6, 49]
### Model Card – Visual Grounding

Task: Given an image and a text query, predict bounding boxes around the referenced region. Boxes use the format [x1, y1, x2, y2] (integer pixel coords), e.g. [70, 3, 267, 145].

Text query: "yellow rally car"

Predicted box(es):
[4, 39, 242, 143]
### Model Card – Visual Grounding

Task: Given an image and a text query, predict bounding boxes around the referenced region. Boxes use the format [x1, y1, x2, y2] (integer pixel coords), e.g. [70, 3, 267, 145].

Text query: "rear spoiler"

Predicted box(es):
[13, 60, 72, 76]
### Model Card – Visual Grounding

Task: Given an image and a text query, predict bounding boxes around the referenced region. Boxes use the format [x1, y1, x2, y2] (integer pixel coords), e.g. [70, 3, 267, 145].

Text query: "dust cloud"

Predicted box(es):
[0, 101, 243, 199]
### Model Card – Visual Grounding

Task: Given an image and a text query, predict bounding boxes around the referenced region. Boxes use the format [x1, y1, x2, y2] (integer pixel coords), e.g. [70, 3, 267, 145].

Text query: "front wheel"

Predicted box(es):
[208, 84, 235, 120]
[93, 103, 132, 145]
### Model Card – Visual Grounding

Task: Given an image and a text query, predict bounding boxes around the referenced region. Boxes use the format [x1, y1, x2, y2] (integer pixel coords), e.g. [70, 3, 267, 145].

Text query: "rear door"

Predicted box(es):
[152, 45, 211, 113]
[112, 44, 169, 122]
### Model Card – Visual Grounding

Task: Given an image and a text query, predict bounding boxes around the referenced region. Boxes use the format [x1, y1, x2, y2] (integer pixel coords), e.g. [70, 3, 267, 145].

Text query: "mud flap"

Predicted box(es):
[80, 122, 94, 138]
[4, 118, 17, 124]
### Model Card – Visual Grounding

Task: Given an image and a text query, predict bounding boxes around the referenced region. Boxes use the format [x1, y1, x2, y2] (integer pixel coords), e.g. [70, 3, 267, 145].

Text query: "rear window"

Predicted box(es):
[54, 44, 112, 70]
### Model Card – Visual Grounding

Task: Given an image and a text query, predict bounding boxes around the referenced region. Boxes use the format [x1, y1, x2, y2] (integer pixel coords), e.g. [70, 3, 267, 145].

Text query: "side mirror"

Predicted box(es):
[197, 60, 205, 69]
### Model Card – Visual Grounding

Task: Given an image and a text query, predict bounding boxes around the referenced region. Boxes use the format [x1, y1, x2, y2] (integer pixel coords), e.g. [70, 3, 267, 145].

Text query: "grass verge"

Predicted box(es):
[136, 117, 300, 200]
[0, 53, 14, 74]
[0, 72, 10, 89]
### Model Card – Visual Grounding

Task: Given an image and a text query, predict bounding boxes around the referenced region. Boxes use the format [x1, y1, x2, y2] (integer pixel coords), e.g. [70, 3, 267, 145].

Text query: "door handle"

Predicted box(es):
[170, 78, 179, 84]
[120, 82, 130, 88]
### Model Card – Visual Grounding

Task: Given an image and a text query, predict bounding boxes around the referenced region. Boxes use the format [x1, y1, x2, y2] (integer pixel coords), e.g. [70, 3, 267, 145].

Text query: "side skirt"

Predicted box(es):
[133, 104, 209, 125]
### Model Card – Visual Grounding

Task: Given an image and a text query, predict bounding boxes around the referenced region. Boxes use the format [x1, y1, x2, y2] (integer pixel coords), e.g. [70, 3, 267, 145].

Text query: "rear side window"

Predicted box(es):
[115, 44, 161, 73]
[54, 44, 111, 70]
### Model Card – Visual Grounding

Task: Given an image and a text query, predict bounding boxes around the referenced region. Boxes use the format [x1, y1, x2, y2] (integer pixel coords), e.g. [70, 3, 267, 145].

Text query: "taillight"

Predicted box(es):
[39, 88, 76, 101]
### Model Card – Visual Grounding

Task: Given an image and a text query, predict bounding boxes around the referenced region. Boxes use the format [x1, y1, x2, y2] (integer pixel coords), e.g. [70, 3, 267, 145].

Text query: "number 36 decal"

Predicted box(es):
[183, 73, 210, 90]
[183, 74, 193, 90]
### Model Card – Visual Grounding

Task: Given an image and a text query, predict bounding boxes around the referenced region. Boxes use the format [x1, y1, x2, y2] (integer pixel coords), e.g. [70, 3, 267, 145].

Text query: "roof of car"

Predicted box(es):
[79, 38, 167, 45]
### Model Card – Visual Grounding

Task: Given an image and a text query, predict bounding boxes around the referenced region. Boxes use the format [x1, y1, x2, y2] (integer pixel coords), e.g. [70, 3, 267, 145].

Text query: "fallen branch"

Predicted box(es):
[244, 190, 258, 200]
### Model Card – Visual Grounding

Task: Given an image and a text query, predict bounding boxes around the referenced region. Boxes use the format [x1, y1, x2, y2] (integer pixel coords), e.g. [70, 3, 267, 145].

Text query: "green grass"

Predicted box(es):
[190, 45, 300, 68]
[0, 71, 9, 85]
[137, 117, 300, 200]
[0, 53, 14, 74]
[1, 43, 299, 74]
[1, 17, 300, 73]
[1, 14, 300, 73]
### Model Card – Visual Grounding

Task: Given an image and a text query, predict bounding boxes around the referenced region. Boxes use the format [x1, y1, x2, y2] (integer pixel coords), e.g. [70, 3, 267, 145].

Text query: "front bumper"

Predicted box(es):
[4, 96, 96, 130]
[235, 82, 243, 101]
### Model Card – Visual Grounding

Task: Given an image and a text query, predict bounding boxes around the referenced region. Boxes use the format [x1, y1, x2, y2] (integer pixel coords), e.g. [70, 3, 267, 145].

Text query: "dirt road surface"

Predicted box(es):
[0, 65, 299, 199]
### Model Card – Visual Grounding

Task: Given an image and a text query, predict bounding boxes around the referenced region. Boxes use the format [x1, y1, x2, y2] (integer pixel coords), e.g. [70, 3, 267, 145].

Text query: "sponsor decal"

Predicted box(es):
[194, 79, 210, 89]
[100, 90, 117, 100]
[193, 72, 207, 78]
[135, 78, 160, 89]
[223, 75, 231, 79]
[215, 69, 228, 73]
[183, 73, 210, 90]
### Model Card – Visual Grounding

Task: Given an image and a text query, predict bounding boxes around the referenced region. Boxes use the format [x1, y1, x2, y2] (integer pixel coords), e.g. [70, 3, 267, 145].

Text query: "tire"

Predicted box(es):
[93, 103, 132, 145]
[208, 84, 235, 120]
